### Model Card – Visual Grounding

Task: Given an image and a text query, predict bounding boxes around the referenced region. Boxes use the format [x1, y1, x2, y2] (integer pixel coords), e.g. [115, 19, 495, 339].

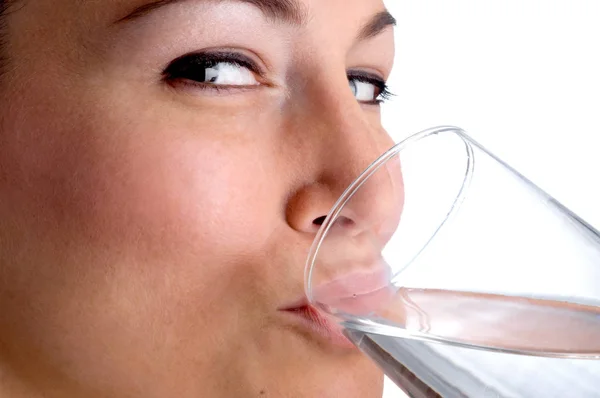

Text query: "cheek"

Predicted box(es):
[0, 114, 289, 385]
[73, 129, 281, 263]
[1, 98, 286, 314]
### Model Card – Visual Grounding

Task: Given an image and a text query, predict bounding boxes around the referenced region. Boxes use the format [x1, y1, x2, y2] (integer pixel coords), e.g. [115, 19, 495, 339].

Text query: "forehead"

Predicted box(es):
[5, 0, 393, 81]
[11, 0, 387, 27]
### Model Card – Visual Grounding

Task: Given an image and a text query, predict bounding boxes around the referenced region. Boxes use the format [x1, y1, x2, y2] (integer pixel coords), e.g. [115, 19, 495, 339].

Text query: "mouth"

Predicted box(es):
[279, 302, 356, 350]
[308, 266, 396, 316]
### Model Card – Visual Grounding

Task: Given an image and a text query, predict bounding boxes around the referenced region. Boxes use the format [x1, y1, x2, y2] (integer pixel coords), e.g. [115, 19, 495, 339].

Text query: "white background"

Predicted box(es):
[381, 1, 600, 397]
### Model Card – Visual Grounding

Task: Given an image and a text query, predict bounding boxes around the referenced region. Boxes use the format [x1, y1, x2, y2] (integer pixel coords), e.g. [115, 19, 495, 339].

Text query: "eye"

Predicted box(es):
[163, 51, 262, 88]
[347, 72, 393, 105]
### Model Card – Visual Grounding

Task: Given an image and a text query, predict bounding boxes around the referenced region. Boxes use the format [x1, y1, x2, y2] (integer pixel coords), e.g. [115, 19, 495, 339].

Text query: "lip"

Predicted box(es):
[308, 266, 395, 316]
[279, 303, 356, 349]
[310, 266, 392, 299]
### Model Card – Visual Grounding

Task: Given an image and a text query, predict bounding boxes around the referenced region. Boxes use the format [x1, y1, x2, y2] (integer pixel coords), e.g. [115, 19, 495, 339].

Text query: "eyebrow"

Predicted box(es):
[117, 0, 395, 41]
[117, 0, 307, 25]
[358, 11, 397, 41]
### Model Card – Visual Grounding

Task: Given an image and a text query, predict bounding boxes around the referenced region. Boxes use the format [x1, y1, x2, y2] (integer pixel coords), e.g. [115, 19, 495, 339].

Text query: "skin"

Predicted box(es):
[0, 0, 399, 397]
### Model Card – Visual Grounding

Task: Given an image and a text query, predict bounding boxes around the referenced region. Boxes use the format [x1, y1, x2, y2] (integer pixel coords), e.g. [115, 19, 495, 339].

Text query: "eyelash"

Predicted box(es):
[162, 51, 264, 88]
[347, 71, 394, 105]
[163, 52, 394, 104]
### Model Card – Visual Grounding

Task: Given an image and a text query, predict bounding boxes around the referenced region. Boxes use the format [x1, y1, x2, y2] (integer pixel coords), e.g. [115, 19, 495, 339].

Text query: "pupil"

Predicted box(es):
[205, 66, 220, 83]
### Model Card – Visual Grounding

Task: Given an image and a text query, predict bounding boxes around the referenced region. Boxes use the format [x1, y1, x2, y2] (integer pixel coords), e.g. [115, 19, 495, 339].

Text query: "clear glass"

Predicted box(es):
[305, 126, 600, 397]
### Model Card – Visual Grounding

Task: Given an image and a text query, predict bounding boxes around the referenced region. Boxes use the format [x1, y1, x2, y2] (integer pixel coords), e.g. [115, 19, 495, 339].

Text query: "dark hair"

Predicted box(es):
[0, 0, 10, 76]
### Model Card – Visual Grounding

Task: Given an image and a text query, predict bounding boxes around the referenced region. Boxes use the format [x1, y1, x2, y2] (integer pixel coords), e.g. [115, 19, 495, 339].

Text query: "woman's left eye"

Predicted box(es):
[163, 51, 262, 88]
[348, 72, 393, 105]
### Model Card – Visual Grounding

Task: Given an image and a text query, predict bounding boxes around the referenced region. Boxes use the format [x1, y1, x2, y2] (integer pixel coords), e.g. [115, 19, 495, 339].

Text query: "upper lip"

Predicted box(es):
[279, 269, 389, 311]
[281, 268, 392, 310]
[310, 268, 391, 300]
[281, 267, 394, 318]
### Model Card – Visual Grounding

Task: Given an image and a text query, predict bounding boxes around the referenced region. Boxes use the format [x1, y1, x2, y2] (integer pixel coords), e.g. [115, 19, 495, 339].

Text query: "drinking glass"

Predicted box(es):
[305, 126, 600, 397]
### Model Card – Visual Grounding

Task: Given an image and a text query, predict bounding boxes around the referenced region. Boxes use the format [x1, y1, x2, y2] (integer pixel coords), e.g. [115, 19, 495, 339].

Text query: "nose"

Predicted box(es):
[285, 81, 403, 242]
[285, 72, 404, 315]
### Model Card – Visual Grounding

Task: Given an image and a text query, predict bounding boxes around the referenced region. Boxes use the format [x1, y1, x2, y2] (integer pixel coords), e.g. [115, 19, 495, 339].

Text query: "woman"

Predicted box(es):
[0, 0, 399, 396]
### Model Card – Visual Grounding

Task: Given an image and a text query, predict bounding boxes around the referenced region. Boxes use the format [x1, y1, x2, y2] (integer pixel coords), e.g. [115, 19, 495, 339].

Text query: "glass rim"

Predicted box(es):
[305, 125, 475, 301]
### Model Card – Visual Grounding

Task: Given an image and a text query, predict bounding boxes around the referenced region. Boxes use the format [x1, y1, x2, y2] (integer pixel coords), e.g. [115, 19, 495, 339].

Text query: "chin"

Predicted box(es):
[274, 352, 384, 398]
[256, 318, 384, 398]
[304, 374, 384, 398]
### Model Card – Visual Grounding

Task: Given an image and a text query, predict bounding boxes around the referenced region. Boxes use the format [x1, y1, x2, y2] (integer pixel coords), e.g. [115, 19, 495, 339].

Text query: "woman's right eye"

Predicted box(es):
[163, 52, 261, 88]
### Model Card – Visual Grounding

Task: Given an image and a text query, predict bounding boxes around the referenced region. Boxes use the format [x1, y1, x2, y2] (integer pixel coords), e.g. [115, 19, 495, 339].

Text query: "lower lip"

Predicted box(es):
[282, 306, 356, 350]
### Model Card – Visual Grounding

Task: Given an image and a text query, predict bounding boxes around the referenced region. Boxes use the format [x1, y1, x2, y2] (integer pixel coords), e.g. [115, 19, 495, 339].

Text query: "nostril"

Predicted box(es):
[313, 216, 357, 230]
[313, 216, 327, 226]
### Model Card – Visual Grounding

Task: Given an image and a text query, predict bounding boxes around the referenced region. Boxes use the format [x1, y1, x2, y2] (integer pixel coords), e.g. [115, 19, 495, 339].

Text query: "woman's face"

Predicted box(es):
[0, 0, 397, 396]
